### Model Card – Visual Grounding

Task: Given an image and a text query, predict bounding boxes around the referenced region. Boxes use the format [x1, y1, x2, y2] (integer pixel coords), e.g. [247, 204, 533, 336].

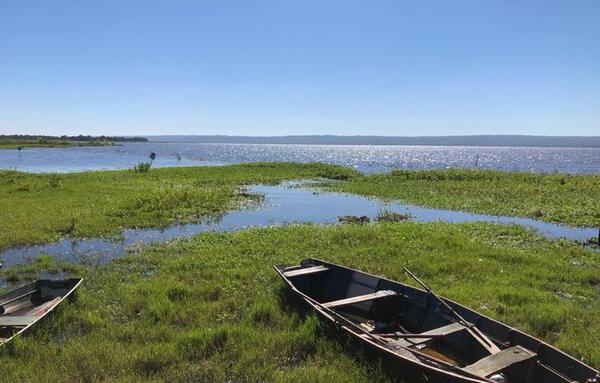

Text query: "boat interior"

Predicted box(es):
[0, 279, 81, 342]
[278, 260, 599, 383]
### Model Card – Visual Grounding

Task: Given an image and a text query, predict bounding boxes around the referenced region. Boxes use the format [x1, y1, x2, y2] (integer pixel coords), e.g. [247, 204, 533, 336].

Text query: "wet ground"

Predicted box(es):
[1, 181, 597, 268]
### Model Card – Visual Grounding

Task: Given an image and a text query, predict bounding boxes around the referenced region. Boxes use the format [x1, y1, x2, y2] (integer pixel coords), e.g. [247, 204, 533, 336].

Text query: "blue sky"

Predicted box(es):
[1, 1, 598, 136]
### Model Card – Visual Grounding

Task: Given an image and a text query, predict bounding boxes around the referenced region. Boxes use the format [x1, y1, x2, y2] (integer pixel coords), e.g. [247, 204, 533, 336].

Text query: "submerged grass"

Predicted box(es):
[325, 168, 600, 227]
[0, 222, 598, 381]
[0, 163, 358, 250]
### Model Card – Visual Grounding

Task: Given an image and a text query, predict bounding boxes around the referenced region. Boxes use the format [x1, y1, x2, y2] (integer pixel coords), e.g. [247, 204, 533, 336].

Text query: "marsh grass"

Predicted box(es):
[133, 162, 152, 173]
[0, 255, 83, 283]
[47, 173, 62, 188]
[326, 168, 600, 227]
[0, 222, 598, 381]
[0, 163, 359, 250]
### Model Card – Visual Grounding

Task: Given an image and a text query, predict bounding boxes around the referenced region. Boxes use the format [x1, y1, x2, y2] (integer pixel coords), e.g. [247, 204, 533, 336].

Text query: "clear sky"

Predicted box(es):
[1, 1, 598, 137]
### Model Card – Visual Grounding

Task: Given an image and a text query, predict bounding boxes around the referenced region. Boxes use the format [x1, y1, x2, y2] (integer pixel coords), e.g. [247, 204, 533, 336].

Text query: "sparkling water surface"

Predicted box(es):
[1, 142, 599, 174]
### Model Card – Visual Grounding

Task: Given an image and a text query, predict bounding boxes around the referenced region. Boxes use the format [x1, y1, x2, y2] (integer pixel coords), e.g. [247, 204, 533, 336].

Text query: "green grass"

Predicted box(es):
[0, 163, 359, 250]
[0, 222, 599, 382]
[325, 168, 600, 227]
[2, 163, 599, 380]
[0, 138, 115, 149]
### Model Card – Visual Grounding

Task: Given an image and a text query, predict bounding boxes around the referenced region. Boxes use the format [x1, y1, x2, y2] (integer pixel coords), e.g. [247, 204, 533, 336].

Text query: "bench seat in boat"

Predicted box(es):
[464, 345, 536, 377]
[283, 265, 329, 278]
[0, 316, 37, 327]
[388, 322, 466, 348]
[322, 290, 397, 309]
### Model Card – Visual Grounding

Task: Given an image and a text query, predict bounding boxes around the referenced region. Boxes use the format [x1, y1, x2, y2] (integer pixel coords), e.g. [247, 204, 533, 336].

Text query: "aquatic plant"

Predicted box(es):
[133, 162, 152, 173]
[338, 215, 370, 224]
[375, 210, 412, 222]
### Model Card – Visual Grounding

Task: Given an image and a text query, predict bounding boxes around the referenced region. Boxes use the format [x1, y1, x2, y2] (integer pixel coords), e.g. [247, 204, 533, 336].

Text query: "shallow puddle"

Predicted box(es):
[1, 182, 597, 268]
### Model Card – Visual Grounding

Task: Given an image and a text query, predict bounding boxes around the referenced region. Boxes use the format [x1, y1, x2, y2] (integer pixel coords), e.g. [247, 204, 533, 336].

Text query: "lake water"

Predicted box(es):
[1, 142, 599, 174]
[1, 182, 596, 269]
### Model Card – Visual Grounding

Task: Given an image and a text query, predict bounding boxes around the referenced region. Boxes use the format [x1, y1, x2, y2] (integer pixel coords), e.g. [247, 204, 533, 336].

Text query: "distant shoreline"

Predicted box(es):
[0, 139, 117, 150]
[146, 135, 600, 148]
[0, 135, 147, 150]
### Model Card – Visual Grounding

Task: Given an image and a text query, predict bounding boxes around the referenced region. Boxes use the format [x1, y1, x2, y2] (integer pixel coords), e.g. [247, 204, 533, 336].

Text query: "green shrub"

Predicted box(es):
[48, 173, 62, 188]
[134, 162, 152, 173]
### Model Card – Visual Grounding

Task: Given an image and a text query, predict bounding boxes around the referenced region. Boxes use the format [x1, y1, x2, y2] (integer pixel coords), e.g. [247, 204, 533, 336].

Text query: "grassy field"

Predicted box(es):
[0, 139, 115, 149]
[1, 164, 599, 381]
[0, 222, 598, 382]
[0, 163, 358, 250]
[325, 168, 600, 228]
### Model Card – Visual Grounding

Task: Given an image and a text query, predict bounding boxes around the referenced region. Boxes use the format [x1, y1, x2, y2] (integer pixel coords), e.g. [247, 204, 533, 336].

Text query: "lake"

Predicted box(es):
[1, 142, 599, 174]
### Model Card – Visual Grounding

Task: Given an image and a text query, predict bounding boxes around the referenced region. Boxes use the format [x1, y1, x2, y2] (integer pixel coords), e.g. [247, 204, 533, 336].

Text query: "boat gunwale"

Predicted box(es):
[0, 278, 84, 345]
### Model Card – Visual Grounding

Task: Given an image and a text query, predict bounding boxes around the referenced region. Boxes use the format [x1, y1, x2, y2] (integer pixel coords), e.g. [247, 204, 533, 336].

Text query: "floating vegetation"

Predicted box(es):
[338, 215, 370, 224]
[375, 210, 412, 222]
[583, 230, 600, 248]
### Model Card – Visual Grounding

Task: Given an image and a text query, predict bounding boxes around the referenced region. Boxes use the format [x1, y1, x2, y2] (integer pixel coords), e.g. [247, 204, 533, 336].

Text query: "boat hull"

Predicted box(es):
[275, 259, 599, 383]
[0, 278, 83, 346]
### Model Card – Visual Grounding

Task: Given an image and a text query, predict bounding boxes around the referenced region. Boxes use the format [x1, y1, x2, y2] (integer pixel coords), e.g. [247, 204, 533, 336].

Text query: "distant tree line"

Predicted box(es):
[1, 135, 148, 142]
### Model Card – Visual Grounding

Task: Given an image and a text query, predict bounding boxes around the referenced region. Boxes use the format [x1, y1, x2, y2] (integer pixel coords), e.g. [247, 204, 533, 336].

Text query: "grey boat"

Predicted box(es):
[0, 278, 83, 345]
[275, 259, 599, 383]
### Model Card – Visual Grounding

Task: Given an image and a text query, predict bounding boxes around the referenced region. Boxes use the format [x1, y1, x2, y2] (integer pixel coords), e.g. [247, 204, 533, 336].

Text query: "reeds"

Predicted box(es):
[133, 162, 152, 173]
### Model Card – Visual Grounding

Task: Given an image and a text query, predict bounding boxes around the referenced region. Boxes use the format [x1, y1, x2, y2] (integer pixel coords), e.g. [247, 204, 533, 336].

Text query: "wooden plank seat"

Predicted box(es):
[0, 290, 37, 307]
[322, 290, 397, 309]
[388, 322, 466, 348]
[0, 316, 37, 327]
[284, 265, 329, 278]
[463, 346, 536, 377]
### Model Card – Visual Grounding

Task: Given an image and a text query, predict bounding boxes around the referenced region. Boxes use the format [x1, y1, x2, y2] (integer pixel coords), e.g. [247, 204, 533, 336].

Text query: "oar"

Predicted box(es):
[377, 333, 445, 339]
[403, 268, 501, 354]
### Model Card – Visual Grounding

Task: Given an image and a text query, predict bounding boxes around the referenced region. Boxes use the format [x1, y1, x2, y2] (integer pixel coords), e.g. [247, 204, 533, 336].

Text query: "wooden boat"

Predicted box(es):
[0, 278, 83, 345]
[275, 259, 600, 383]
